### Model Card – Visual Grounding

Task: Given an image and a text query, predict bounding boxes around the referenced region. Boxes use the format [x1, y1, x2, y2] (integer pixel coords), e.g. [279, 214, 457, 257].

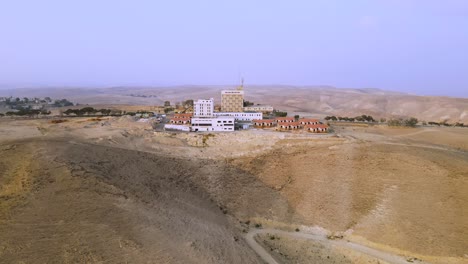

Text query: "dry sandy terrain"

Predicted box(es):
[0, 116, 467, 263]
[2, 86, 467, 122]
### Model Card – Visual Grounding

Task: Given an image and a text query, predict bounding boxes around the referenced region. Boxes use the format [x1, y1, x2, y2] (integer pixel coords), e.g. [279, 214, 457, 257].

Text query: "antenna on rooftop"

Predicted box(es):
[237, 77, 244, 91]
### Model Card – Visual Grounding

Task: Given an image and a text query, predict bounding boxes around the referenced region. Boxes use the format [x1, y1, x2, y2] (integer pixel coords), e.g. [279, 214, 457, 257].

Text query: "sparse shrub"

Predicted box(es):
[202, 133, 215, 145]
[327, 233, 344, 240]
[274, 111, 288, 117]
[387, 117, 418, 127]
[243, 100, 254, 107]
[50, 119, 68, 124]
[53, 99, 74, 107]
[255, 223, 262, 228]
[387, 119, 402, 126]
[295, 228, 300, 232]
[404, 117, 418, 127]
[164, 107, 174, 114]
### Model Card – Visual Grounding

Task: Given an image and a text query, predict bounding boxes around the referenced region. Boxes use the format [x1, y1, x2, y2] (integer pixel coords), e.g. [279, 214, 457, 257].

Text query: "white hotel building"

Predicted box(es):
[191, 98, 235, 132]
[193, 98, 214, 118]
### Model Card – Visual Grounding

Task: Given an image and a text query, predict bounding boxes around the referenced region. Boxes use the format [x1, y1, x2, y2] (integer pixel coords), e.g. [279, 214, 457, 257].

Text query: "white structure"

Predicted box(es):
[243, 105, 274, 113]
[193, 98, 214, 117]
[191, 116, 235, 132]
[213, 112, 262, 122]
[164, 124, 191, 131]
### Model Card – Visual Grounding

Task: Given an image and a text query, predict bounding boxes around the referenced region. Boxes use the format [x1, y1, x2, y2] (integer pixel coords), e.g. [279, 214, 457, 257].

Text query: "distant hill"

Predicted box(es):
[1, 86, 467, 122]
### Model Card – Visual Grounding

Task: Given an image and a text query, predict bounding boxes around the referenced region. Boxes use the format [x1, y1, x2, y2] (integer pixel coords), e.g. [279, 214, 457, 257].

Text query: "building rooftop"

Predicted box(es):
[305, 124, 328, 129]
[253, 119, 275, 123]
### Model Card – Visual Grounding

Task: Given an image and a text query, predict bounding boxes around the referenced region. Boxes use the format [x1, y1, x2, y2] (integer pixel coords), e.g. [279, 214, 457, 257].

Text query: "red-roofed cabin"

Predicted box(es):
[305, 124, 329, 133]
[253, 119, 276, 127]
[275, 117, 295, 123]
[173, 113, 193, 119]
[278, 121, 302, 130]
[170, 117, 191, 124]
[299, 118, 319, 125]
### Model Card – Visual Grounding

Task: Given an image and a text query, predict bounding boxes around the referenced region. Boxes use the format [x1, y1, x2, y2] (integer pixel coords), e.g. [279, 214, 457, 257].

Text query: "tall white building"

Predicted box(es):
[193, 98, 214, 117]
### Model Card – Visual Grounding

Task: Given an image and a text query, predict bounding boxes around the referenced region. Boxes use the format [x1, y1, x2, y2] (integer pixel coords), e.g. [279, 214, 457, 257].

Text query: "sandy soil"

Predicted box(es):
[3, 86, 468, 122]
[0, 117, 467, 263]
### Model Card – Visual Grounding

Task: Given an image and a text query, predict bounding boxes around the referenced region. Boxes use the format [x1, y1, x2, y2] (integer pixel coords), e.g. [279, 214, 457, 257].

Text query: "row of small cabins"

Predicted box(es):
[169, 114, 329, 133]
[170, 113, 193, 124]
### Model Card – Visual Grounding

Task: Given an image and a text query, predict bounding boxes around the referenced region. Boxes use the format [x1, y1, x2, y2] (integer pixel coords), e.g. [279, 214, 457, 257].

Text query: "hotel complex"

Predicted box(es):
[164, 85, 328, 133]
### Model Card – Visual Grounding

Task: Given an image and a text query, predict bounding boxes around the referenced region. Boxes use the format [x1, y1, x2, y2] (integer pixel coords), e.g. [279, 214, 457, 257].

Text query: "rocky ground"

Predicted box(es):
[0, 117, 467, 263]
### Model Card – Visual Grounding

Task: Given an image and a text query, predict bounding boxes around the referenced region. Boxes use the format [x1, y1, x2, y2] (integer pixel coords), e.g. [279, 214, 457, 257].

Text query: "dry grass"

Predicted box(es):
[49, 119, 68, 124]
[0, 146, 35, 219]
[87, 118, 107, 122]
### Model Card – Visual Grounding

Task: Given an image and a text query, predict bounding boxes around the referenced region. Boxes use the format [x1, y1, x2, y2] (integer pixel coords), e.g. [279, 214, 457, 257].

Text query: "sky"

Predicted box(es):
[1, 0, 467, 97]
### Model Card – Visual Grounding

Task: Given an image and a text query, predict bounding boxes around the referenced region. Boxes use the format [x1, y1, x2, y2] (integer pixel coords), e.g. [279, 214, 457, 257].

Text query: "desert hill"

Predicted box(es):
[2, 86, 467, 123]
[1, 117, 467, 263]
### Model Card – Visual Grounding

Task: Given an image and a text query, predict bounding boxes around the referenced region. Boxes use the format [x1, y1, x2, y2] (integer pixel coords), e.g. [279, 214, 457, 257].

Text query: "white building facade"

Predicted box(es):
[213, 112, 262, 122]
[243, 105, 274, 113]
[191, 116, 235, 132]
[193, 98, 214, 117]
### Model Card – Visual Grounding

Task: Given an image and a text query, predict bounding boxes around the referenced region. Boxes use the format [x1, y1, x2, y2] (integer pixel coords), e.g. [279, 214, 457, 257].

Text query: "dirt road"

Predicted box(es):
[246, 228, 425, 264]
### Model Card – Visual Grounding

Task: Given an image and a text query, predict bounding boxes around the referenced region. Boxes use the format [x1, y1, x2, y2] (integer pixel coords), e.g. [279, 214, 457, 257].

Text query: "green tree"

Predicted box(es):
[274, 111, 287, 117]
[387, 119, 402, 126]
[404, 117, 418, 127]
[164, 107, 174, 114]
[183, 99, 194, 107]
[243, 100, 254, 107]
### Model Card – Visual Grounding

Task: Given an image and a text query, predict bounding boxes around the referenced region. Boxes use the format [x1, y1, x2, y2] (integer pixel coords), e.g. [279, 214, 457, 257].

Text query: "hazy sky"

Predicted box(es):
[1, 0, 467, 97]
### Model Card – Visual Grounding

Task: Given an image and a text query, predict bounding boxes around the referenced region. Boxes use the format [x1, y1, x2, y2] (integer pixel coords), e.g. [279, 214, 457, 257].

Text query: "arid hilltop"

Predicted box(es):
[1, 117, 467, 263]
[2, 86, 467, 123]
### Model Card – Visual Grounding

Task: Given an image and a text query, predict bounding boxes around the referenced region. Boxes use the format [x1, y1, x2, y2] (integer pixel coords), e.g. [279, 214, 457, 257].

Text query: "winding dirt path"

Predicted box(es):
[246, 228, 427, 264]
